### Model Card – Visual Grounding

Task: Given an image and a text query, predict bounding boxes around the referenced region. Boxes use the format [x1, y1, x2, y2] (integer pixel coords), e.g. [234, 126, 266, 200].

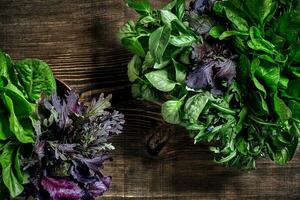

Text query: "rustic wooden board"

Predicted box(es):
[0, 0, 299, 199]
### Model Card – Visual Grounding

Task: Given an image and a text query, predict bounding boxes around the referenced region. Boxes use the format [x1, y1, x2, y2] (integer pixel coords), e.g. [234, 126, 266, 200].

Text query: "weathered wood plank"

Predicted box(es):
[0, 0, 299, 199]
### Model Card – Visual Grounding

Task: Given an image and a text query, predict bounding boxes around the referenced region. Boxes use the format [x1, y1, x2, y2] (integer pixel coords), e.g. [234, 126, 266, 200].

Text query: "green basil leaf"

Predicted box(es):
[169, 34, 196, 47]
[163, 0, 177, 10]
[209, 25, 225, 39]
[140, 83, 159, 102]
[255, 63, 280, 92]
[149, 25, 171, 63]
[160, 10, 178, 25]
[118, 20, 136, 38]
[142, 51, 155, 71]
[125, 0, 151, 14]
[121, 37, 146, 57]
[245, 0, 273, 25]
[0, 145, 24, 197]
[161, 99, 183, 124]
[138, 15, 157, 24]
[224, 6, 249, 32]
[132, 82, 159, 102]
[215, 151, 237, 163]
[249, 91, 269, 116]
[128, 55, 142, 82]
[173, 59, 186, 83]
[184, 92, 211, 123]
[145, 69, 176, 92]
[176, 0, 185, 20]
[274, 94, 292, 122]
[287, 79, 300, 99]
[15, 59, 56, 102]
[219, 30, 249, 40]
[288, 100, 300, 120]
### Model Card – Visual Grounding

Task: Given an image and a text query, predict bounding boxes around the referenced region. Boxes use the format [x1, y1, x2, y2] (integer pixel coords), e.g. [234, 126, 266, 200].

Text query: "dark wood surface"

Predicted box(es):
[0, 0, 299, 199]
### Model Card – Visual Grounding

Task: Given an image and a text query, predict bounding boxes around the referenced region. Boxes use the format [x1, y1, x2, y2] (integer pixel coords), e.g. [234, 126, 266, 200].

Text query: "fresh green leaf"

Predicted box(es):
[125, 0, 151, 14]
[160, 10, 178, 25]
[173, 59, 186, 83]
[15, 59, 56, 102]
[161, 99, 183, 124]
[128, 55, 142, 82]
[287, 79, 300, 99]
[121, 37, 146, 57]
[184, 92, 211, 123]
[145, 69, 177, 92]
[0, 93, 34, 143]
[0, 145, 24, 197]
[149, 25, 171, 63]
[169, 34, 196, 47]
[209, 25, 225, 39]
[274, 94, 292, 122]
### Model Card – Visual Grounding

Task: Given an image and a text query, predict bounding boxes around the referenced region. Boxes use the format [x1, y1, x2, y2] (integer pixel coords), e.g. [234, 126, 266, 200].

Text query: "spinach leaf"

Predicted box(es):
[15, 59, 56, 102]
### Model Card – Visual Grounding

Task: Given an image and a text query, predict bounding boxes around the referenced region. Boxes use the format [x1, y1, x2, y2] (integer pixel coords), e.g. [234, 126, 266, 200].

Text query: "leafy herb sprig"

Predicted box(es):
[119, 0, 300, 170]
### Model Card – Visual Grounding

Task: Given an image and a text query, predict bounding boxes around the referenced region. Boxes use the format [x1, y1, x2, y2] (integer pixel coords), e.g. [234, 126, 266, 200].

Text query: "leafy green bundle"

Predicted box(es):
[119, 0, 300, 170]
[0, 51, 56, 197]
[0, 51, 125, 199]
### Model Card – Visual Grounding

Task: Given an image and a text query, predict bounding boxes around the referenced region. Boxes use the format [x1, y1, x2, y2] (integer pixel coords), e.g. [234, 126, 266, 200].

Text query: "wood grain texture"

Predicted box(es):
[0, 0, 299, 199]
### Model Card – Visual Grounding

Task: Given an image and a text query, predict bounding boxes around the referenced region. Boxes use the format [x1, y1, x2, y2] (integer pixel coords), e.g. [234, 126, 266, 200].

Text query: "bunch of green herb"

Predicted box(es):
[119, 0, 300, 170]
[0, 50, 56, 197]
[209, 0, 300, 166]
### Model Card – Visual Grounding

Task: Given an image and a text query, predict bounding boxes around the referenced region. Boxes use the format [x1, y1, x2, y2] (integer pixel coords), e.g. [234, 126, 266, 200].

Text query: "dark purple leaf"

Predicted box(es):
[66, 91, 84, 115]
[190, 0, 208, 14]
[88, 176, 111, 197]
[41, 176, 84, 200]
[77, 154, 112, 174]
[34, 139, 45, 160]
[186, 61, 216, 90]
[214, 59, 236, 84]
[70, 165, 97, 184]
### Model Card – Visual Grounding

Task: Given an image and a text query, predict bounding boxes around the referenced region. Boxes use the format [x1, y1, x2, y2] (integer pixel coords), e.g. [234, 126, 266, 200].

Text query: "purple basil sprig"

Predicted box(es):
[22, 91, 124, 199]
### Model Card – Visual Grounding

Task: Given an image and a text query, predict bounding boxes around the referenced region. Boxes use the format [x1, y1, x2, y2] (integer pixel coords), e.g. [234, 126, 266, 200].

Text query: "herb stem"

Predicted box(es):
[211, 102, 236, 115]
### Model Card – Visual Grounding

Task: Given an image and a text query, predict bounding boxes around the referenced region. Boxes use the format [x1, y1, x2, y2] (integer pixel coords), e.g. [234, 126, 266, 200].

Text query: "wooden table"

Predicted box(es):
[0, 1, 299, 199]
